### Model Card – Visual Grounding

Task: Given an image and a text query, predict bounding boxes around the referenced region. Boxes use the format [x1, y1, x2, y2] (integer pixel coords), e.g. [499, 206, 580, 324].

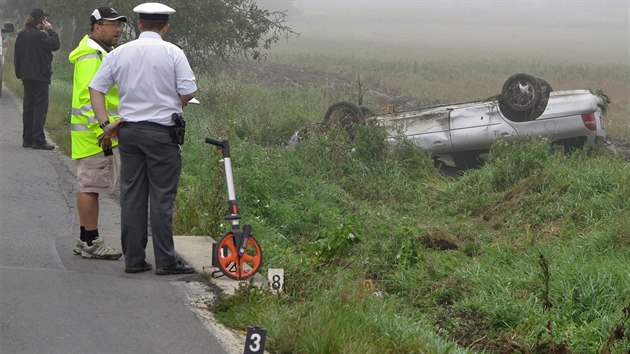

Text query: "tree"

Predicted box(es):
[116, 0, 295, 75]
[2, 0, 295, 75]
[1, 0, 102, 51]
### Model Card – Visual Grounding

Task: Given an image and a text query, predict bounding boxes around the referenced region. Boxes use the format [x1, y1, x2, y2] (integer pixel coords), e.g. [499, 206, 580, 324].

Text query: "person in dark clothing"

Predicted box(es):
[14, 8, 60, 150]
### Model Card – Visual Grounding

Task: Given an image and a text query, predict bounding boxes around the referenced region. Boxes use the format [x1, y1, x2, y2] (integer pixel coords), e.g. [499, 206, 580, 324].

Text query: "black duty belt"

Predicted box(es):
[122, 121, 173, 130]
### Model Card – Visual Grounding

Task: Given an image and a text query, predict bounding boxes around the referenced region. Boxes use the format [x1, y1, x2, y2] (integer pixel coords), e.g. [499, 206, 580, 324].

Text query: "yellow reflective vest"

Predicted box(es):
[69, 35, 120, 159]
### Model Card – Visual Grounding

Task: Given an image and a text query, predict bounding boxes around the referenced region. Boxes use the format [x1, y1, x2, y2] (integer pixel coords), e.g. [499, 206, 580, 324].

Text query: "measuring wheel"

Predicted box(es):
[206, 137, 263, 280]
[215, 231, 263, 280]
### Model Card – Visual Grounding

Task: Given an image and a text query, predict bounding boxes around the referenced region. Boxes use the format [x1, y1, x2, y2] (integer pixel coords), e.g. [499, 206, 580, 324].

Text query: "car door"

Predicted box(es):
[376, 106, 453, 153]
[449, 101, 518, 152]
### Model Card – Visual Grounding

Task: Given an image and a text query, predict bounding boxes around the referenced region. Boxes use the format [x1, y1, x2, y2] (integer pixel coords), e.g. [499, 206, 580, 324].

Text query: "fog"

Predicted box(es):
[272, 0, 629, 65]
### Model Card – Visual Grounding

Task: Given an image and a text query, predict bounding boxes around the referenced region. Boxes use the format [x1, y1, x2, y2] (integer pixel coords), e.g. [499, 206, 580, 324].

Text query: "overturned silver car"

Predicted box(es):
[311, 74, 608, 169]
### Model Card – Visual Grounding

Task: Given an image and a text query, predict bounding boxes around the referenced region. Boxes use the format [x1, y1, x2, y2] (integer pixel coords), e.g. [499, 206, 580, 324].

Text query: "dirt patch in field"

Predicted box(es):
[227, 61, 349, 89]
[418, 231, 460, 250]
[225, 60, 436, 111]
[434, 307, 525, 352]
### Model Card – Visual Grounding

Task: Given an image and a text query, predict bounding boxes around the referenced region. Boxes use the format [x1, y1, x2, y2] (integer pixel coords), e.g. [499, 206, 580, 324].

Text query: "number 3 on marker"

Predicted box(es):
[249, 333, 261, 352]
[244, 327, 267, 354]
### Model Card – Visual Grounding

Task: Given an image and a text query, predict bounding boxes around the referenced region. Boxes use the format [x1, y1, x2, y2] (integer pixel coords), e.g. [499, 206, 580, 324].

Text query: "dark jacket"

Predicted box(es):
[14, 27, 60, 84]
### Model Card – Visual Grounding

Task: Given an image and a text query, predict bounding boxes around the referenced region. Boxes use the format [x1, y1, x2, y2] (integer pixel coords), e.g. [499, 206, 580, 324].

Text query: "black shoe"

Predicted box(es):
[32, 142, 55, 150]
[155, 260, 194, 275]
[22, 142, 32, 148]
[125, 261, 153, 273]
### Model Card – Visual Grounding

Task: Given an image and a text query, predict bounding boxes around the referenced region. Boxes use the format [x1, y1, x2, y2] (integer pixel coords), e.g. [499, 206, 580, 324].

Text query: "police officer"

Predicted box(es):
[68, 7, 128, 260]
[89, 2, 197, 275]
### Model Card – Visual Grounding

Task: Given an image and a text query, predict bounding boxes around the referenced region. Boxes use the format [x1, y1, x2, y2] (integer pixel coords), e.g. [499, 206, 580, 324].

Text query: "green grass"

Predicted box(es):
[188, 82, 629, 351]
[3, 28, 629, 352]
[193, 84, 629, 351]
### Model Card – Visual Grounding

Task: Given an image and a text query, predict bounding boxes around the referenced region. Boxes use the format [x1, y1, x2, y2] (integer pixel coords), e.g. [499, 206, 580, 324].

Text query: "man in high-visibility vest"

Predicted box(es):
[68, 7, 127, 259]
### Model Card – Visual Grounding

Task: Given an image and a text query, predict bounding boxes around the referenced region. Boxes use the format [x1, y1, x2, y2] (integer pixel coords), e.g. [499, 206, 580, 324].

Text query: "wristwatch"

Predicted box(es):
[99, 120, 110, 129]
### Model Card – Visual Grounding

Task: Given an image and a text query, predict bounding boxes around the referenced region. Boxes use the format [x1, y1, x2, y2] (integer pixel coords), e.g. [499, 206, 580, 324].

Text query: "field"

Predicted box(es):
[2, 1, 629, 352]
[264, 1, 630, 140]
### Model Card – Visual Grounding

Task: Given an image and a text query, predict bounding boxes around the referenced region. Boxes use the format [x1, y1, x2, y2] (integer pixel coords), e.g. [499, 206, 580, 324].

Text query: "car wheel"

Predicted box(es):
[537, 78, 553, 97]
[499, 75, 552, 122]
[324, 101, 365, 138]
[500, 73, 542, 112]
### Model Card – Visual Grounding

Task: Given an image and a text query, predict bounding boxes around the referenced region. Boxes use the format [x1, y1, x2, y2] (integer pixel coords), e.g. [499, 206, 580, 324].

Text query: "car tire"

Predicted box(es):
[537, 78, 553, 97]
[500, 73, 543, 112]
[530, 78, 552, 117]
[499, 74, 552, 122]
[324, 101, 365, 138]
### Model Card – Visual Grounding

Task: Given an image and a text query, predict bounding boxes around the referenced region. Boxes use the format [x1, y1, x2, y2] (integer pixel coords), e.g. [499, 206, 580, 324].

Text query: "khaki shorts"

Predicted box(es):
[77, 148, 120, 194]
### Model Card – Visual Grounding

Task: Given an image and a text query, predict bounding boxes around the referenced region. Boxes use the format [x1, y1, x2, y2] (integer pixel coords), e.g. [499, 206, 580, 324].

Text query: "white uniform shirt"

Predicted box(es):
[89, 31, 197, 126]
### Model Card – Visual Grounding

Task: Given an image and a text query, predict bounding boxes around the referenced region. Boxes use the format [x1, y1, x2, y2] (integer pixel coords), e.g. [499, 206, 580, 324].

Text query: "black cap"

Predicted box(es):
[30, 9, 49, 18]
[90, 7, 128, 25]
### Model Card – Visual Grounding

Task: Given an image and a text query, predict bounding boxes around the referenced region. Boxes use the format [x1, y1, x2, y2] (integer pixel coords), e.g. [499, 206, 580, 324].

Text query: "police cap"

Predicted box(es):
[133, 2, 175, 21]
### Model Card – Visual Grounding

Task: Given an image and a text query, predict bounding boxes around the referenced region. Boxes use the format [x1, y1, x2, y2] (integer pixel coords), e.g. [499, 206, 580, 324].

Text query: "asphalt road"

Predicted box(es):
[0, 83, 231, 354]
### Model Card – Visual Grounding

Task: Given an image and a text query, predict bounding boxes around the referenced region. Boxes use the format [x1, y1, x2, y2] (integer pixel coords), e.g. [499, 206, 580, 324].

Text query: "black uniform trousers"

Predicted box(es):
[21, 79, 50, 146]
[118, 121, 181, 268]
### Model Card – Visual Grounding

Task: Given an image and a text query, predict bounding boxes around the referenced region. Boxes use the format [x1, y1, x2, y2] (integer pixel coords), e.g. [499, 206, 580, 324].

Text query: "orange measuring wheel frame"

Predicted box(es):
[215, 228, 263, 280]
